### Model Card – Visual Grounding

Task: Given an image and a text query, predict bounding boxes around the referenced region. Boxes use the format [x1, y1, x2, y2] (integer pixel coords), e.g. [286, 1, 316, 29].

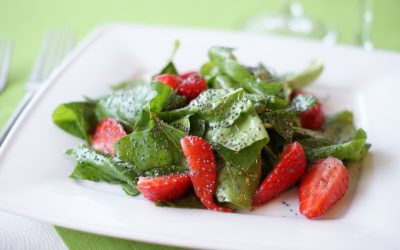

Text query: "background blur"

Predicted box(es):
[0, 0, 399, 133]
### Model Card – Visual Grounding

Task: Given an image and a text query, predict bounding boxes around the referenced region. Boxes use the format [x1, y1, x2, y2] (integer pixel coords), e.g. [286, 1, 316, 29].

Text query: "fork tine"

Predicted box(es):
[27, 29, 76, 89]
[0, 38, 13, 93]
[28, 31, 55, 83]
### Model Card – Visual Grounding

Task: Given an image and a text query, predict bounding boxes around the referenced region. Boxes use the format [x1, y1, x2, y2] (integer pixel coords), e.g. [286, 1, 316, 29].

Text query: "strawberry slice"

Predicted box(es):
[181, 136, 232, 212]
[177, 74, 207, 101]
[154, 74, 183, 89]
[137, 173, 191, 202]
[291, 90, 325, 130]
[91, 118, 127, 156]
[300, 103, 324, 130]
[253, 141, 306, 206]
[179, 71, 198, 79]
[299, 157, 349, 219]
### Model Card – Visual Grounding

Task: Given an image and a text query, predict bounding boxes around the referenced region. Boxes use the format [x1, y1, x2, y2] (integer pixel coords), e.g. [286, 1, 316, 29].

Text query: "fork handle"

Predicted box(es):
[0, 93, 34, 147]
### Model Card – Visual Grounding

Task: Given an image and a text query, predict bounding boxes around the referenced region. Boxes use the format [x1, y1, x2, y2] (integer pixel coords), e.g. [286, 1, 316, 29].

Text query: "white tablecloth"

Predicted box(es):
[0, 211, 67, 249]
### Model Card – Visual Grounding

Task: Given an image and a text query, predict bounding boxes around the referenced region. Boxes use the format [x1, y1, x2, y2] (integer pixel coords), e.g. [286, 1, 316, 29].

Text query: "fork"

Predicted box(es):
[0, 37, 13, 93]
[0, 29, 76, 146]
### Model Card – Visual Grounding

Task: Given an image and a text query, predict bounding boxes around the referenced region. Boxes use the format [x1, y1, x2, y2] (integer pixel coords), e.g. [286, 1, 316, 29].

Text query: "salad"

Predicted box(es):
[52, 46, 370, 219]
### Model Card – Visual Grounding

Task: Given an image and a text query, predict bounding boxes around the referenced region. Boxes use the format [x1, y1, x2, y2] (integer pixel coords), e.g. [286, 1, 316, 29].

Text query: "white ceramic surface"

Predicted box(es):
[0, 24, 399, 249]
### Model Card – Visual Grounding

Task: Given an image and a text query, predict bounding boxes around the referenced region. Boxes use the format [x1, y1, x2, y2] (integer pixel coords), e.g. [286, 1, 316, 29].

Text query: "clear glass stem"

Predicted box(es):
[356, 0, 374, 50]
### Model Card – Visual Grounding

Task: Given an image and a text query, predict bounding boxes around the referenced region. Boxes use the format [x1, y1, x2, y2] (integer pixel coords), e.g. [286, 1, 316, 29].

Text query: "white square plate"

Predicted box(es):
[1, 24, 400, 249]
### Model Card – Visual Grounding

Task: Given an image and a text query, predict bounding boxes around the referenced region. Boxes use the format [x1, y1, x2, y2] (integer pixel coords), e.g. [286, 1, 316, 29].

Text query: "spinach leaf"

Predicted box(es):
[306, 129, 370, 162]
[66, 145, 139, 195]
[157, 40, 180, 75]
[155, 193, 205, 209]
[162, 93, 187, 111]
[288, 94, 317, 112]
[211, 74, 237, 89]
[286, 60, 324, 89]
[170, 115, 191, 134]
[96, 83, 172, 127]
[115, 116, 186, 171]
[216, 157, 262, 209]
[208, 47, 275, 95]
[160, 88, 253, 127]
[262, 110, 296, 141]
[111, 79, 147, 91]
[52, 102, 97, 143]
[324, 111, 356, 144]
[206, 113, 269, 151]
[189, 116, 206, 137]
[246, 93, 287, 113]
[216, 138, 268, 170]
[159, 62, 178, 75]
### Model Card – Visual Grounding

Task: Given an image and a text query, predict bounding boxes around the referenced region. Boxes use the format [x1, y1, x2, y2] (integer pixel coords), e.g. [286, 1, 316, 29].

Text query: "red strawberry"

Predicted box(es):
[91, 118, 127, 156]
[299, 157, 349, 219]
[154, 74, 183, 89]
[300, 103, 324, 130]
[177, 74, 207, 101]
[253, 142, 306, 206]
[181, 136, 232, 212]
[290, 89, 305, 101]
[137, 173, 191, 202]
[291, 90, 325, 130]
[179, 71, 198, 79]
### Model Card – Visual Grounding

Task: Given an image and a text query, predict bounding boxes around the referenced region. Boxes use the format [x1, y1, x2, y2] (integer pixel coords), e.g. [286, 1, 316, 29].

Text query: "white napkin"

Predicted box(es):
[0, 211, 66, 249]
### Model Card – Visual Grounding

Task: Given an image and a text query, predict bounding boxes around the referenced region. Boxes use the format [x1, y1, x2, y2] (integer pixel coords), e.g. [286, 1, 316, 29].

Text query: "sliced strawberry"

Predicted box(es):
[299, 157, 349, 219]
[291, 90, 325, 130]
[177, 74, 207, 101]
[154, 74, 183, 89]
[290, 89, 305, 101]
[181, 136, 232, 212]
[137, 173, 191, 202]
[300, 103, 324, 130]
[91, 118, 127, 156]
[253, 141, 306, 206]
[179, 71, 198, 79]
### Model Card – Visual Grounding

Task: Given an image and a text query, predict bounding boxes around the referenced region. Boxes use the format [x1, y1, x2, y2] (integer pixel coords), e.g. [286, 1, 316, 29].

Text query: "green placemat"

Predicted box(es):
[55, 227, 184, 250]
[1, 0, 399, 249]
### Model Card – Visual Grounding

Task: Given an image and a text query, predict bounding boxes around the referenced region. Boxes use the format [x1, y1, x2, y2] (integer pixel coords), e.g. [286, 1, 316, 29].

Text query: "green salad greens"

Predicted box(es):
[53, 46, 370, 211]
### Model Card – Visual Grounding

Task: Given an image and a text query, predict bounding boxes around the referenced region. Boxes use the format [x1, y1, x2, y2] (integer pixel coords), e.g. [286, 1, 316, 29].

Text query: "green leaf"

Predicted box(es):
[216, 157, 262, 209]
[66, 145, 139, 195]
[111, 79, 147, 91]
[248, 63, 280, 83]
[288, 94, 317, 112]
[160, 88, 252, 126]
[206, 113, 269, 151]
[155, 193, 205, 209]
[162, 93, 187, 111]
[208, 47, 273, 95]
[52, 102, 97, 143]
[306, 128, 370, 162]
[95, 86, 156, 125]
[216, 138, 268, 170]
[246, 93, 287, 113]
[211, 74, 237, 89]
[286, 60, 324, 89]
[262, 110, 296, 141]
[159, 61, 178, 75]
[114, 116, 186, 171]
[324, 111, 356, 144]
[189, 116, 206, 137]
[96, 83, 172, 128]
[170, 115, 191, 134]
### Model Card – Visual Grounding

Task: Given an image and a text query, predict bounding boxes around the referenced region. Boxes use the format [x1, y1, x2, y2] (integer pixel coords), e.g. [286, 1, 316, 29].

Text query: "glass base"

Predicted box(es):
[243, 13, 337, 45]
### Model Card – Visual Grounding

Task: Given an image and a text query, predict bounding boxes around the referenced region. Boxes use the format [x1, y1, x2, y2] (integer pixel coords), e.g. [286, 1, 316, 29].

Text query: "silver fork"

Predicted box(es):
[0, 29, 75, 146]
[0, 37, 13, 93]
